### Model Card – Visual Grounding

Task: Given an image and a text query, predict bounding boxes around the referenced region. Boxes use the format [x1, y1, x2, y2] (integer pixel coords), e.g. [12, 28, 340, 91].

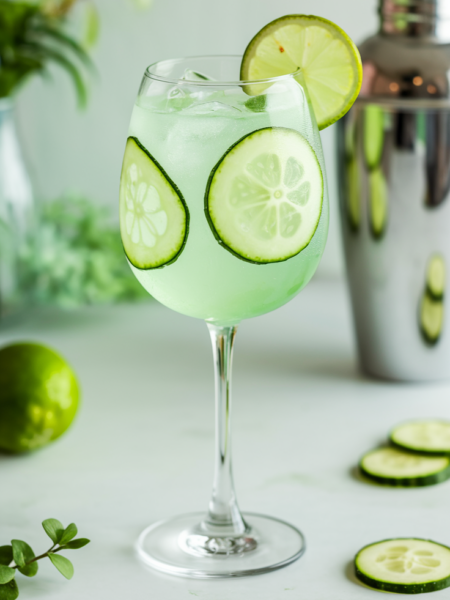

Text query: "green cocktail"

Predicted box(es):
[124, 76, 328, 324]
[119, 15, 361, 581]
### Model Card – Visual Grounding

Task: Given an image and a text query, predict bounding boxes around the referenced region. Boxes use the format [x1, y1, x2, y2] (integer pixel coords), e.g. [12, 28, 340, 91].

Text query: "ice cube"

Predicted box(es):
[182, 101, 242, 116]
[181, 69, 216, 82]
[165, 87, 194, 112]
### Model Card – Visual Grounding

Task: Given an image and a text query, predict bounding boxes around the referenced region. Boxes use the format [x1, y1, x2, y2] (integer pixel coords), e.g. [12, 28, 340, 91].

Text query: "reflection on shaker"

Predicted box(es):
[427, 255, 445, 300]
[368, 167, 388, 239]
[420, 255, 445, 345]
[344, 111, 361, 233]
[424, 112, 450, 208]
[346, 157, 361, 232]
[364, 105, 384, 169]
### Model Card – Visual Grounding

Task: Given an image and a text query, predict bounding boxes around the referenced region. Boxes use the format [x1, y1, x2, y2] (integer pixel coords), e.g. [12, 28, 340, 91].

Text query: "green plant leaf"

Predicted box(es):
[32, 25, 95, 71]
[59, 524, 77, 546]
[0, 580, 19, 600]
[0, 548, 12, 567]
[48, 554, 73, 580]
[62, 538, 90, 550]
[20, 41, 88, 108]
[11, 541, 34, 569]
[18, 561, 38, 578]
[0, 567, 15, 585]
[42, 519, 64, 544]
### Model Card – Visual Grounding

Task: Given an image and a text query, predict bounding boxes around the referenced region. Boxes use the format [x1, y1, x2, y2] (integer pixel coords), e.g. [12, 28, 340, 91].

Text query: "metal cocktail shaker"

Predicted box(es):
[337, 0, 450, 381]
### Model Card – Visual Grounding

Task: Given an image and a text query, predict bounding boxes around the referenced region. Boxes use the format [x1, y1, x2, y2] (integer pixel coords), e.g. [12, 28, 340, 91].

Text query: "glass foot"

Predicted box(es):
[136, 512, 305, 578]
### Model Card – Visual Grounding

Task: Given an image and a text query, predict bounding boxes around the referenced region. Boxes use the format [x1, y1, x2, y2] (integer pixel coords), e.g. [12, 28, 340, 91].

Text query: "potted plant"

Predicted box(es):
[0, 0, 96, 318]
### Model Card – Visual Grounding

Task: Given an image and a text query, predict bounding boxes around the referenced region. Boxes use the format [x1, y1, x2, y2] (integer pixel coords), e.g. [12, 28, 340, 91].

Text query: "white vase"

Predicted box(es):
[0, 98, 34, 319]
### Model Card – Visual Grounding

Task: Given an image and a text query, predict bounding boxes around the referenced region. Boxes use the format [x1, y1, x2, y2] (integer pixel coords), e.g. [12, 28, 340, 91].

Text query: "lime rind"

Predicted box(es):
[240, 14, 363, 130]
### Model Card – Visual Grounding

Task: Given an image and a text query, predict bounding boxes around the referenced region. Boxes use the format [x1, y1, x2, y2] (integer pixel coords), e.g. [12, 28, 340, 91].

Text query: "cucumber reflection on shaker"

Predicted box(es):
[420, 294, 444, 346]
[426, 255, 445, 300]
[363, 104, 384, 170]
[419, 255, 445, 345]
[368, 167, 388, 239]
[346, 157, 361, 232]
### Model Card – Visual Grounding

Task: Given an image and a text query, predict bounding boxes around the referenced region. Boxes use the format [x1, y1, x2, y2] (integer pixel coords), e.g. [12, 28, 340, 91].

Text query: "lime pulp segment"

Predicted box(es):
[205, 127, 323, 264]
[240, 15, 363, 130]
[355, 538, 450, 594]
[119, 137, 189, 270]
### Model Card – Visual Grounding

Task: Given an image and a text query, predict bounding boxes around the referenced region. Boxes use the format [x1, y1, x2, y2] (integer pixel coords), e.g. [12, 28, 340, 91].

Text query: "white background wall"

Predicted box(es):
[16, 0, 378, 277]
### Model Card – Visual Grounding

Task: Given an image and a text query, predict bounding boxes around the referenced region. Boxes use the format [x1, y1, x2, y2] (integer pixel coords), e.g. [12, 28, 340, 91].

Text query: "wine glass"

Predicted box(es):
[119, 55, 329, 578]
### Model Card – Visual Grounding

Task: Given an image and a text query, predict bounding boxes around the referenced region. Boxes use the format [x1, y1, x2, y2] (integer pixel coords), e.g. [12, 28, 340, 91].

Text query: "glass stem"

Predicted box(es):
[204, 323, 247, 537]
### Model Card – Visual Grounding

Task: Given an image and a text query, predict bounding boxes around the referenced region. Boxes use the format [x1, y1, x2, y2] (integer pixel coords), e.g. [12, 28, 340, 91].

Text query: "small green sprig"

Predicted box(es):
[0, 518, 90, 600]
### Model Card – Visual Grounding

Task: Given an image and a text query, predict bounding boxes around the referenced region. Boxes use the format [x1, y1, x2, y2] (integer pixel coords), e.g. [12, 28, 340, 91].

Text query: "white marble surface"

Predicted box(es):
[2, 279, 450, 599]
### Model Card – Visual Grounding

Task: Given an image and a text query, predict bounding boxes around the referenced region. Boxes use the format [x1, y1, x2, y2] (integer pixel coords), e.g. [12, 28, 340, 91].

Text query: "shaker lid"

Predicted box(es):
[357, 0, 450, 106]
[380, 0, 450, 39]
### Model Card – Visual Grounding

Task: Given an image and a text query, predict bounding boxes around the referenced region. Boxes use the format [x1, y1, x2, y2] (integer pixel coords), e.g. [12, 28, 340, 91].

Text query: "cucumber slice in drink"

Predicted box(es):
[119, 137, 189, 270]
[426, 255, 445, 300]
[359, 447, 450, 487]
[369, 167, 388, 239]
[391, 421, 450, 456]
[420, 293, 444, 345]
[355, 538, 450, 594]
[240, 15, 362, 130]
[364, 105, 385, 170]
[205, 127, 323, 264]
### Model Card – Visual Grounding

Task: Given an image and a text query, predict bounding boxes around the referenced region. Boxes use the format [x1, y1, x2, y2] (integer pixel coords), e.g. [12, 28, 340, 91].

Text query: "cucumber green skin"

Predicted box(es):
[204, 126, 322, 265]
[359, 460, 450, 487]
[390, 438, 450, 458]
[419, 291, 443, 347]
[355, 538, 450, 594]
[426, 285, 444, 302]
[369, 218, 386, 241]
[121, 136, 190, 270]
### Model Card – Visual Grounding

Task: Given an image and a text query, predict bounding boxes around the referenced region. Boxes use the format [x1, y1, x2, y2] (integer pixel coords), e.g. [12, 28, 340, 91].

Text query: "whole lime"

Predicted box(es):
[0, 342, 80, 453]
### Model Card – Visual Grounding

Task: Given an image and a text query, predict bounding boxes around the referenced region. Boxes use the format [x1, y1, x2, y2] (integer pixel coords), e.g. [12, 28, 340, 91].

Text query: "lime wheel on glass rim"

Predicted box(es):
[240, 14, 363, 130]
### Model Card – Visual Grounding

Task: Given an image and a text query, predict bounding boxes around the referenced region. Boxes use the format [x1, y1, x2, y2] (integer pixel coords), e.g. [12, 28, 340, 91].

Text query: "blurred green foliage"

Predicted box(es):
[19, 195, 148, 308]
[0, 0, 94, 104]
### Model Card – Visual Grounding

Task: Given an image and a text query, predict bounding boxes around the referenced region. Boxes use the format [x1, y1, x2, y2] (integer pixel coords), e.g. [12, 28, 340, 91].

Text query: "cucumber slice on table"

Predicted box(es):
[420, 293, 444, 345]
[391, 421, 450, 456]
[205, 127, 323, 264]
[119, 137, 189, 270]
[240, 15, 362, 130]
[426, 255, 445, 300]
[355, 538, 450, 594]
[359, 447, 450, 487]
